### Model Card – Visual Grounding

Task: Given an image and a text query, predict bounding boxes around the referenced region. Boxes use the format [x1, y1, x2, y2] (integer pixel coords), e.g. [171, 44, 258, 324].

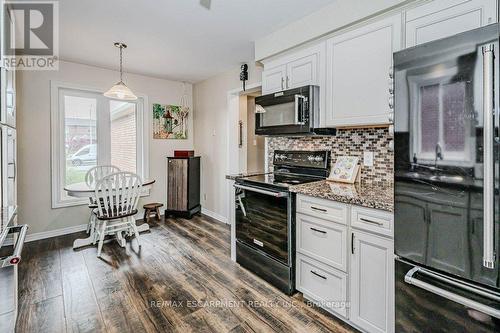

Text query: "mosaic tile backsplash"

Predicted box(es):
[267, 127, 394, 184]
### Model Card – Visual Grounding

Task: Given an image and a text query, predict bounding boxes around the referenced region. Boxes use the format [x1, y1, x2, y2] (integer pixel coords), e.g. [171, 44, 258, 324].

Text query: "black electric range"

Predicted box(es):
[234, 150, 330, 294]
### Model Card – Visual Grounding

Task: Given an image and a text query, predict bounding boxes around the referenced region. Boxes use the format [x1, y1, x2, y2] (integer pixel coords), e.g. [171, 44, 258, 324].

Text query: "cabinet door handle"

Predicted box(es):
[310, 270, 327, 280]
[286, 76, 290, 89]
[310, 206, 327, 213]
[351, 233, 355, 254]
[281, 77, 284, 90]
[360, 217, 384, 226]
[310, 227, 327, 234]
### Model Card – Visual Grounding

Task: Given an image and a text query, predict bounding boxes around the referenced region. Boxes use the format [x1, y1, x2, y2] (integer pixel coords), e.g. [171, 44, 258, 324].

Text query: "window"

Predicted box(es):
[51, 82, 148, 207]
[409, 70, 474, 166]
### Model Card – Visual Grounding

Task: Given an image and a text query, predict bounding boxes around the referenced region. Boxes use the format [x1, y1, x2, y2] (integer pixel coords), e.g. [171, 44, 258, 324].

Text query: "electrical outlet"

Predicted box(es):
[253, 139, 257, 146]
[363, 151, 374, 167]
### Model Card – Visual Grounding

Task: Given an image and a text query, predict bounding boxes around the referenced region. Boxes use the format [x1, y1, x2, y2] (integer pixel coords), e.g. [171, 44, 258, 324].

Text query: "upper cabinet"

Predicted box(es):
[406, 0, 497, 47]
[1, 68, 16, 127]
[1, 5, 16, 128]
[325, 14, 401, 127]
[261, 43, 325, 95]
[259, 0, 498, 129]
[261, 65, 287, 94]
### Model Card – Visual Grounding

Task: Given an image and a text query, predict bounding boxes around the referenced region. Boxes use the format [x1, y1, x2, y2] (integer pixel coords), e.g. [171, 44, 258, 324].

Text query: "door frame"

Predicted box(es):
[226, 82, 264, 261]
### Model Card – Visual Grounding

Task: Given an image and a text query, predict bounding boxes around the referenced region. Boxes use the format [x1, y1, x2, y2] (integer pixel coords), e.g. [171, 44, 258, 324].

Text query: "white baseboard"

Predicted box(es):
[5, 223, 88, 245]
[6, 210, 227, 245]
[201, 208, 228, 224]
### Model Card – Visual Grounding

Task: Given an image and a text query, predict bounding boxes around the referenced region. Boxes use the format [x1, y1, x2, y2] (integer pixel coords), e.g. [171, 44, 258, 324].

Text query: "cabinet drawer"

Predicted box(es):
[296, 254, 348, 318]
[297, 213, 347, 272]
[297, 194, 348, 224]
[351, 205, 393, 238]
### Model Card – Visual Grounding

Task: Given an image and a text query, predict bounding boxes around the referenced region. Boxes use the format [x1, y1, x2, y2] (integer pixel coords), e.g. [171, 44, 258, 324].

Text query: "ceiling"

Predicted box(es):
[59, 0, 336, 83]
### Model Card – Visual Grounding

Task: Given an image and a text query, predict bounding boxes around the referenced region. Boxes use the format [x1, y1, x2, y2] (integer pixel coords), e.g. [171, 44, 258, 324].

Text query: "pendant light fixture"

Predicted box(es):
[104, 42, 137, 101]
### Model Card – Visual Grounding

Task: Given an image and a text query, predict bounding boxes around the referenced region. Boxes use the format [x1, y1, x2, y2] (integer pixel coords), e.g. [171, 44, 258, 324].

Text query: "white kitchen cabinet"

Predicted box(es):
[405, 0, 497, 47]
[296, 213, 348, 272]
[0, 6, 16, 128]
[261, 65, 287, 94]
[296, 253, 348, 318]
[297, 194, 348, 224]
[286, 53, 318, 90]
[325, 14, 401, 127]
[350, 230, 394, 333]
[261, 43, 325, 94]
[1, 67, 16, 127]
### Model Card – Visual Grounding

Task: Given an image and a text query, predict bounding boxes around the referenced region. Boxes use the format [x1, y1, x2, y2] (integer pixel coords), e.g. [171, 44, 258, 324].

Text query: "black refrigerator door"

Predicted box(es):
[394, 24, 500, 289]
[396, 259, 500, 332]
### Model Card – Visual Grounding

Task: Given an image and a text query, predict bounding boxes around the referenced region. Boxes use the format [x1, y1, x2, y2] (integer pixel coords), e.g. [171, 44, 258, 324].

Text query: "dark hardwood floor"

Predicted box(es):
[16, 214, 356, 333]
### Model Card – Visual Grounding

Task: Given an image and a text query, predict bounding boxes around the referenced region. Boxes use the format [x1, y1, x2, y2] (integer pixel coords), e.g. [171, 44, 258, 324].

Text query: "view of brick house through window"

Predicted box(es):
[55, 86, 145, 206]
[110, 101, 137, 173]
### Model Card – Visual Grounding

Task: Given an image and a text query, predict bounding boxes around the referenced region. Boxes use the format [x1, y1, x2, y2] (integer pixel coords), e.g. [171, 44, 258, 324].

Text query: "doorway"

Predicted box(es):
[238, 91, 265, 173]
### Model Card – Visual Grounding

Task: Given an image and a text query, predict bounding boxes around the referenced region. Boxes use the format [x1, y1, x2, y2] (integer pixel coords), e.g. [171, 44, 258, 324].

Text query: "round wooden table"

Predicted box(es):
[64, 179, 156, 249]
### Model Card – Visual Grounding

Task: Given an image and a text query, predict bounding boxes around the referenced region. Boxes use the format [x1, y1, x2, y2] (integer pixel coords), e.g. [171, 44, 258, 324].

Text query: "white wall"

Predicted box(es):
[193, 63, 262, 221]
[17, 60, 193, 235]
[246, 96, 265, 173]
[254, 0, 415, 60]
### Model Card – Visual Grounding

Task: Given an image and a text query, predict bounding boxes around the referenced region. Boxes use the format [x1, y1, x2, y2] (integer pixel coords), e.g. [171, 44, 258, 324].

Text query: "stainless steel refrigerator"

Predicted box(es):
[394, 23, 500, 331]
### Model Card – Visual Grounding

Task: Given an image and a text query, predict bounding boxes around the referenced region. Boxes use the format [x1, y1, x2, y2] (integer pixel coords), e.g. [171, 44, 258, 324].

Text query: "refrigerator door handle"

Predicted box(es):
[405, 266, 500, 319]
[482, 43, 496, 269]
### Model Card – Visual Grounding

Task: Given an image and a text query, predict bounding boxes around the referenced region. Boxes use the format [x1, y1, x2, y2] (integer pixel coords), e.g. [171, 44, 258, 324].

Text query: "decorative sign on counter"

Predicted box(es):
[328, 156, 361, 184]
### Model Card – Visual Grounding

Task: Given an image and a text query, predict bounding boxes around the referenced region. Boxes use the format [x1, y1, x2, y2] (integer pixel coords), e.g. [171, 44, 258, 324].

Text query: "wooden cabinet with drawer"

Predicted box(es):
[296, 194, 348, 224]
[296, 253, 348, 318]
[295, 194, 394, 332]
[296, 213, 348, 272]
[351, 205, 394, 237]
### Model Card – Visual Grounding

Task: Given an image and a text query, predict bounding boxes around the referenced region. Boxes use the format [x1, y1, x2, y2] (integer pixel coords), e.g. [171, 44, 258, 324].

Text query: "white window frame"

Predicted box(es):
[408, 68, 474, 167]
[50, 81, 150, 208]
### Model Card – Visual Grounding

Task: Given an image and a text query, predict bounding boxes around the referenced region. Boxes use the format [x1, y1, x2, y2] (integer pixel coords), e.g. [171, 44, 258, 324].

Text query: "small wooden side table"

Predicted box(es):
[143, 203, 163, 223]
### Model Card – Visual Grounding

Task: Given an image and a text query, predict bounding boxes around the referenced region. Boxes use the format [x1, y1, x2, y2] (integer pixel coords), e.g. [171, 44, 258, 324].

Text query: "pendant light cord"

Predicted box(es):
[119, 45, 123, 82]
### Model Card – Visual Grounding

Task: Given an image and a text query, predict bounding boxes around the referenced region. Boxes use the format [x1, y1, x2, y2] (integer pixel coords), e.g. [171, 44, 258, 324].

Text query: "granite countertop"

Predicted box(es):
[0, 206, 18, 235]
[290, 180, 394, 212]
[226, 171, 267, 180]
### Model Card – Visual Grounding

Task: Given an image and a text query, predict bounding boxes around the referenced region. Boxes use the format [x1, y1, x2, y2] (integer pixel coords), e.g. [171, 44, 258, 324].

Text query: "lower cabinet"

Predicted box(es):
[296, 254, 348, 318]
[295, 194, 394, 333]
[350, 230, 394, 333]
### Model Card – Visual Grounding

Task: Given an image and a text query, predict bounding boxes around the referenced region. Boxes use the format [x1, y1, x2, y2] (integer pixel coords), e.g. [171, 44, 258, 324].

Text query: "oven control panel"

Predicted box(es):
[274, 150, 330, 169]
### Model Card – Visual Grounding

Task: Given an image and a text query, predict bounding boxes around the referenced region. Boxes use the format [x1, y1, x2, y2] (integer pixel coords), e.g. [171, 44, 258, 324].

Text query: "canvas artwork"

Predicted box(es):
[152, 103, 189, 139]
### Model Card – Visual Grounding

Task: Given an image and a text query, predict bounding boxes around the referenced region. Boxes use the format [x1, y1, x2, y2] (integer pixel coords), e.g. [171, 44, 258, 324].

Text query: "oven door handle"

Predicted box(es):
[405, 266, 500, 318]
[234, 184, 288, 198]
[1, 224, 28, 268]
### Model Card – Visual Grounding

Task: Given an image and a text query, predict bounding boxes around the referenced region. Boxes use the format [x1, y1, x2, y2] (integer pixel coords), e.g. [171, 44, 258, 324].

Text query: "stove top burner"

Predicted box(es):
[237, 172, 321, 189]
[236, 150, 331, 190]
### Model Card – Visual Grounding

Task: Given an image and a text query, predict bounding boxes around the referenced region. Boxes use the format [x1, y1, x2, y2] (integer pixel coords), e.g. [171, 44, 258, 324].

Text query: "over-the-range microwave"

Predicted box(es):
[254, 85, 335, 136]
